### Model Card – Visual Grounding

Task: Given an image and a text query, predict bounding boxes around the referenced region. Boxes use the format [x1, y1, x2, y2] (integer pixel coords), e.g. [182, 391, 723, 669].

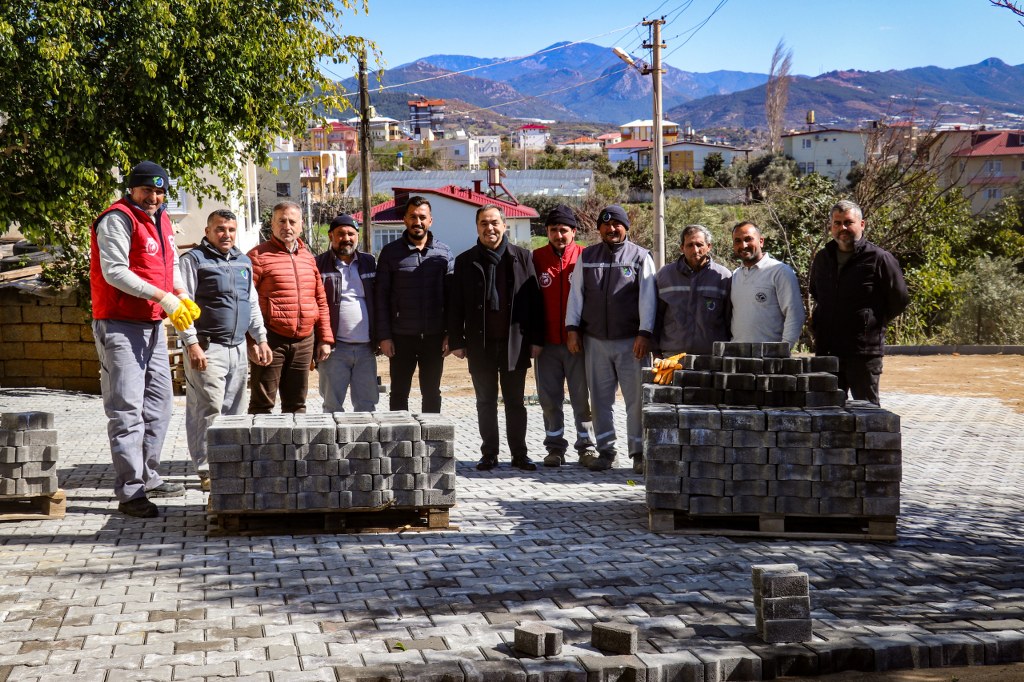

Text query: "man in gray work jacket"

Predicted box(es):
[565, 205, 657, 473]
[655, 224, 732, 356]
[179, 209, 271, 490]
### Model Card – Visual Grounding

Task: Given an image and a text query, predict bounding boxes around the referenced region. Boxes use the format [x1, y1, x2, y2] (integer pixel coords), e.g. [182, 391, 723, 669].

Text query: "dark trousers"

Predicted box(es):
[837, 355, 884, 405]
[389, 333, 445, 413]
[249, 331, 315, 414]
[468, 343, 528, 460]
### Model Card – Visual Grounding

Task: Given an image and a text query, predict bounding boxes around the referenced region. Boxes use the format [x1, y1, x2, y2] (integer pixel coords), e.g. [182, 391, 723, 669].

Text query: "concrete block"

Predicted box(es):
[808, 410, 856, 432]
[759, 571, 808, 598]
[819, 431, 863, 448]
[647, 492, 688, 511]
[731, 430, 774, 448]
[209, 461, 251, 480]
[857, 448, 901, 465]
[646, 428, 682, 445]
[812, 480, 857, 497]
[20, 429, 58, 446]
[645, 459, 682, 477]
[424, 489, 456, 506]
[819, 497, 864, 515]
[761, 619, 813, 644]
[677, 406, 721, 429]
[851, 408, 900, 432]
[244, 443, 285, 461]
[720, 341, 751, 357]
[686, 428, 724, 446]
[769, 447, 813, 465]
[864, 431, 901, 449]
[720, 408, 766, 430]
[682, 387, 720, 404]
[723, 357, 763, 374]
[342, 442, 372, 459]
[577, 655, 647, 682]
[643, 385, 682, 404]
[513, 622, 563, 657]
[865, 464, 902, 482]
[390, 456, 424, 474]
[780, 358, 804, 373]
[1, 411, 53, 430]
[642, 405, 678, 428]
[680, 477, 724, 496]
[284, 444, 311, 461]
[723, 447, 768, 464]
[761, 341, 791, 358]
[775, 496, 819, 514]
[428, 456, 456, 474]
[209, 493, 254, 511]
[424, 440, 455, 458]
[863, 497, 900, 516]
[765, 409, 812, 432]
[677, 370, 713, 388]
[762, 596, 810, 620]
[209, 476, 244, 494]
[378, 422, 421, 442]
[634, 651, 702, 682]
[251, 418, 293, 444]
[458, 660, 528, 682]
[797, 372, 839, 391]
[253, 492, 294, 510]
[820, 464, 866, 482]
[688, 495, 732, 514]
[807, 355, 839, 372]
[688, 461, 730, 479]
[252, 460, 294, 478]
[724, 479, 768, 496]
[393, 490, 424, 507]
[804, 390, 846, 407]
[679, 445, 724, 463]
[775, 431, 818, 448]
[721, 373, 756, 391]
[416, 416, 455, 441]
[591, 622, 639, 655]
[732, 495, 776, 514]
[733, 463, 776, 480]
[248, 475, 292, 494]
[646, 444, 681, 461]
[812, 448, 858, 466]
[296, 492, 332, 509]
[776, 464, 821, 481]
[646, 476, 682, 494]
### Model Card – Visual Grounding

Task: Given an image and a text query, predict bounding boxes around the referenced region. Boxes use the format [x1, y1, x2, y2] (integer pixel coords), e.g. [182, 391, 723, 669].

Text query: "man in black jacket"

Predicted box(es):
[374, 196, 454, 413]
[809, 200, 909, 404]
[448, 205, 545, 471]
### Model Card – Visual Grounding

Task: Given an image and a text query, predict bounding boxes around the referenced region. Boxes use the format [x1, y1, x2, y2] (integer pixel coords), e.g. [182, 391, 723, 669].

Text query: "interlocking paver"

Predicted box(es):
[1, 388, 1024, 680]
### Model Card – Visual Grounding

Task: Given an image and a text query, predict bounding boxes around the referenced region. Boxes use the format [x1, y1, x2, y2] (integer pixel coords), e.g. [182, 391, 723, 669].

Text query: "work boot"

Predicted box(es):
[199, 473, 211, 492]
[543, 451, 565, 467]
[630, 453, 645, 475]
[118, 497, 158, 518]
[587, 453, 616, 471]
[511, 456, 538, 472]
[578, 449, 599, 468]
[147, 482, 185, 498]
[476, 456, 499, 471]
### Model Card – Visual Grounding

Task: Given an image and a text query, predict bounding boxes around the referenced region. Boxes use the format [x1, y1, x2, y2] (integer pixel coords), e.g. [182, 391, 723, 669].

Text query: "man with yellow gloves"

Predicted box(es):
[90, 160, 200, 518]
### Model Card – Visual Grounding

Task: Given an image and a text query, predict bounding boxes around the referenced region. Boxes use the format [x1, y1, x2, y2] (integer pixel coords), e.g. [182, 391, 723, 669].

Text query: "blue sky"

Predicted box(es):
[335, 0, 1024, 78]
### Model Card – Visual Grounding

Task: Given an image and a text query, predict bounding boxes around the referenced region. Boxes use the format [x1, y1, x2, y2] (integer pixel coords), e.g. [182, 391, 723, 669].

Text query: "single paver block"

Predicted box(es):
[513, 622, 563, 657]
[592, 622, 639, 655]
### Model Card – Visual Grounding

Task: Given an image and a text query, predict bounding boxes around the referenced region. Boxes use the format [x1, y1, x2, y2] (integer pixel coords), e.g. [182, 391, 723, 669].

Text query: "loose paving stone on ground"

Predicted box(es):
[0, 386, 1023, 681]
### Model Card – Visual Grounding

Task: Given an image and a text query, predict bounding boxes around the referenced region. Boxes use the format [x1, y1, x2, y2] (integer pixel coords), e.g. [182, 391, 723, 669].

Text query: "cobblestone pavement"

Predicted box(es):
[1, 386, 1023, 681]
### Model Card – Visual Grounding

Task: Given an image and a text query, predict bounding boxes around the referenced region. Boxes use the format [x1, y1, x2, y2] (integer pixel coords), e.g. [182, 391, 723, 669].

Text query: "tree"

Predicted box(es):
[764, 40, 793, 155]
[991, 0, 1024, 24]
[0, 0, 371, 274]
[701, 152, 725, 187]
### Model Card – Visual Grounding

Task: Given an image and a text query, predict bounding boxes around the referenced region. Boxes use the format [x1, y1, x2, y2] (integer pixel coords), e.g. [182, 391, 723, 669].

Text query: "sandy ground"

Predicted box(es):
[777, 663, 1024, 681]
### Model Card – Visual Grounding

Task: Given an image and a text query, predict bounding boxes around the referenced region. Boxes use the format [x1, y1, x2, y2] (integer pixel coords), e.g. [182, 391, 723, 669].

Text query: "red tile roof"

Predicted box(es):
[953, 131, 1024, 157]
[605, 139, 653, 149]
[352, 185, 540, 224]
[518, 124, 549, 130]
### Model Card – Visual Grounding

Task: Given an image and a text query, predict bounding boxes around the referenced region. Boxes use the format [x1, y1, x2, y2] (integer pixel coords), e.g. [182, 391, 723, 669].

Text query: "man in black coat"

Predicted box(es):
[448, 205, 545, 471]
[809, 200, 909, 405]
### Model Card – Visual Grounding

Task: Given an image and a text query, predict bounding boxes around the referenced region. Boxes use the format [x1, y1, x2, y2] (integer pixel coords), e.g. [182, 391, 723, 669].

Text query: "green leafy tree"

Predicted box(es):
[701, 152, 725, 187]
[941, 256, 1024, 344]
[0, 0, 371, 285]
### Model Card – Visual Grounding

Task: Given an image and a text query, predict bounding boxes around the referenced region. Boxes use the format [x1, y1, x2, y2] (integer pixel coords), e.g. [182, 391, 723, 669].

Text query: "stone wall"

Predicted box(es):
[0, 282, 100, 393]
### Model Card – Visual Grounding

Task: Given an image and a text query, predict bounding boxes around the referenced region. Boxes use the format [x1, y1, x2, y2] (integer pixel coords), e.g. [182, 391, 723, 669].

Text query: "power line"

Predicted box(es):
[662, 0, 729, 61]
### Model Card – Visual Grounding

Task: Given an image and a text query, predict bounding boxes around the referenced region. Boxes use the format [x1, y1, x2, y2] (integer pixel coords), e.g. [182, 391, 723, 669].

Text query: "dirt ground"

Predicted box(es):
[778, 663, 1024, 681]
[380, 353, 1024, 413]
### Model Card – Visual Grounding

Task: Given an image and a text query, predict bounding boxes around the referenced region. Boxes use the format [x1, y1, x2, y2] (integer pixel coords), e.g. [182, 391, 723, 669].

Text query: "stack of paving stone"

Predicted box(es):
[206, 411, 456, 513]
[752, 563, 813, 643]
[0, 411, 59, 497]
[643, 342, 902, 531]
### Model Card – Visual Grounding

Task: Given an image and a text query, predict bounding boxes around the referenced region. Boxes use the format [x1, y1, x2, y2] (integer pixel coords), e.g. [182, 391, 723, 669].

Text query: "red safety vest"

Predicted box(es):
[532, 241, 583, 345]
[90, 198, 175, 322]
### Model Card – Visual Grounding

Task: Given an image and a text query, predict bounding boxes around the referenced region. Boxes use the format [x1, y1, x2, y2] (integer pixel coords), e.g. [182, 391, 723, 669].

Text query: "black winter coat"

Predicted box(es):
[447, 241, 545, 372]
[808, 238, 909, 357]
[373, 232, 453, 340]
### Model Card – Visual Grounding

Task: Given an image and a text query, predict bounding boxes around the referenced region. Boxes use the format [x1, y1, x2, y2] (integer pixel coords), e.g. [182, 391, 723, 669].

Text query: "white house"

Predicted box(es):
[255, 150, 347, 218]
[604, 139, 652, 167]
[354, 185, 538, 255]
[430, 137, 481, 169]
[642, 140, 750, 173]
[782, 128, 867, 185]
[514, 124, 550, 151]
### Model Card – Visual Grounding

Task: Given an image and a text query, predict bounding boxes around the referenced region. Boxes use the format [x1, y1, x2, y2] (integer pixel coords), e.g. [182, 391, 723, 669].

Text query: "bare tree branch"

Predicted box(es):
[765, 40, 793, 155]
[990, 0, 1024, 26]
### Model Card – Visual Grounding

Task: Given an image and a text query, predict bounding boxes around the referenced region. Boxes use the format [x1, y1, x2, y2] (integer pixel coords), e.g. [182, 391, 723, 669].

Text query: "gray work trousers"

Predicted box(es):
[583, 336, 644, 458]
[534, 343, 595, 455]
[318, 341, 379, 413]
[183, 341, 248, 475]
[92, 319, 173, 503]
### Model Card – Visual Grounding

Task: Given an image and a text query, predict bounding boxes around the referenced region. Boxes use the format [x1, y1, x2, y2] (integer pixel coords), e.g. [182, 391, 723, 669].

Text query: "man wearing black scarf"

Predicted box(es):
[448, 205, 545, 471]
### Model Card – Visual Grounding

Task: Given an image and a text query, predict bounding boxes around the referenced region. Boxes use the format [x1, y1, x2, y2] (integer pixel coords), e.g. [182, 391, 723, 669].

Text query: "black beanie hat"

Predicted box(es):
[598, 205, 630, 229]
[329, 214, 360, 231]
[545, 204, 578, 230]
[127, 161, 170, 190]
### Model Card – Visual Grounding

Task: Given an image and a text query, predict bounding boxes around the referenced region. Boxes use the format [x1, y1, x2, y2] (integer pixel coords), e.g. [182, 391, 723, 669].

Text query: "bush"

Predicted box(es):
[939, 256, 1024, 344]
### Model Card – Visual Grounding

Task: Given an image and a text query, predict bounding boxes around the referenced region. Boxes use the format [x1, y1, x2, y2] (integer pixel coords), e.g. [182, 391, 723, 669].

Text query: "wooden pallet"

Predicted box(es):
[0, 490, 67, 521]
[208, 504, 455, 535]
[649, 509, 897, 541]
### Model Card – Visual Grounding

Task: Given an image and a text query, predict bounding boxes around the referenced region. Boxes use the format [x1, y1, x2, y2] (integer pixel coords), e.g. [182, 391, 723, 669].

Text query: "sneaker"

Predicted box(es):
[147, 482, 186, 498]
[476, 457, 499, 471]
[543, 452, 565, 467]
[630, 453, 645, 475]
[118, 497, 158, 518]
[511, 457, 538, 472]
[588, 454, 616, 471]
[578, 450, 599, 468]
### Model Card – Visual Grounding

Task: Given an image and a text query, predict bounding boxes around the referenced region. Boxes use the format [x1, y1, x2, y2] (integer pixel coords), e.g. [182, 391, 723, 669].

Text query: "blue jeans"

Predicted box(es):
[319, 342, 379, 413]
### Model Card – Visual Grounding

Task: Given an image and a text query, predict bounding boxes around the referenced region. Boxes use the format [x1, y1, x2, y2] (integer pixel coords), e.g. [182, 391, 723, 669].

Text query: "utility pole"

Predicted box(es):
[358, 49, 372, 253]
[644, 17, 666, 269]
[614, 18, 666, 268]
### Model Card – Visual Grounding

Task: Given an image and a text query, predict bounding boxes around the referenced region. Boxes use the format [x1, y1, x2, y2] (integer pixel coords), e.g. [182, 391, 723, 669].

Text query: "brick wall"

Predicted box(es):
[0, 283, 100, 393]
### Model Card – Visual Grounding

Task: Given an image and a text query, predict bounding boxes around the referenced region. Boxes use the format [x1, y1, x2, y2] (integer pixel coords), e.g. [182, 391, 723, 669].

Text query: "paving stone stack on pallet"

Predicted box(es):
[642, 342, 902, 535]
[0, 411, 60, 496]
[206, 411, 456, 513]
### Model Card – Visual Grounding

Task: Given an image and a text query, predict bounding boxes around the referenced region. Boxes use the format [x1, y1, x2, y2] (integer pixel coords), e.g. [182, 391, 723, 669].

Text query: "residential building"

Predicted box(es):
[408, 97, 446, 139]
[557, 136, 602, 153]
[637, 139, 750, 174]
[604, 139, 652, 167]
[476, 135, 502, 160]
[344, 115, 403, 145]
[619, 119, 680, 144]
[256, 150, 347, 212]
[165, 162, 262, 253]
[597, 132, 622, 148]
[782, 128, 867, 185]
[345, 170, 594, 199]
[430, 136, 481, 170]
[308, 121, 358, 154]
[354, 185, 538, 255]
[514, 124, 550, 151]
[925, 127, 1024, 214]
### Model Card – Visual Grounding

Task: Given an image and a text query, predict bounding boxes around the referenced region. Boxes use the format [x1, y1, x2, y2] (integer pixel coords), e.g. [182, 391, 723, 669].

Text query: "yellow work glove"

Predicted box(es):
[179, 296, 201, 322]
[158, 292, 195, 332]
[654, 353, 686, 384]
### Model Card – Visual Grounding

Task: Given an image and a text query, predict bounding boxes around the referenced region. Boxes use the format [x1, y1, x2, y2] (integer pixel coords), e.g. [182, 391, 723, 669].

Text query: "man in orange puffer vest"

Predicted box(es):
[247, 201, 334, 413]
[91, 160, 200, 518]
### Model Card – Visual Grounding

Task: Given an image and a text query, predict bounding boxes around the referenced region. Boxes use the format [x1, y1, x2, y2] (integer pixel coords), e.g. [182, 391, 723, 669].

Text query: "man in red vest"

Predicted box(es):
[90, 160, 201, 518]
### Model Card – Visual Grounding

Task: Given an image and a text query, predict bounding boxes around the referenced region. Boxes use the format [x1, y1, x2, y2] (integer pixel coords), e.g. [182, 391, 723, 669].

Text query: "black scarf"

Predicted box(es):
[477, 236, 508, 312]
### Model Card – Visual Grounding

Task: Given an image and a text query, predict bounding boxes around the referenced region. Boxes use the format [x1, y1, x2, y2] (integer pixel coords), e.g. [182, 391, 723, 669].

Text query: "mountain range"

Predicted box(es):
[340, 43, 1024, 132]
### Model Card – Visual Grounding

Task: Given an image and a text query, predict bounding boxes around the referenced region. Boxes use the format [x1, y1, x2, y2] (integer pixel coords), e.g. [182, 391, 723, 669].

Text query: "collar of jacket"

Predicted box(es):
[403, 230, 434, 250]
[825, 237, 868, 259]
[677, 254, 713, 276]
[200, 237, 240, 260]
[271, 235, 304, 253]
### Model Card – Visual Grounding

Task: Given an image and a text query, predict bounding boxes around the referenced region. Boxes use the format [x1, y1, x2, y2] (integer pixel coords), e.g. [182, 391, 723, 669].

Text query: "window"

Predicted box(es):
[987, 188, 1003, 200]
[802, 139, 812, 149]
[986, 160, 1002, 174]
[276, 183, 291, 197]
[373, 228, 404, 253]
[163, 178, 187, 214]
[826, 159, 833, 166]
